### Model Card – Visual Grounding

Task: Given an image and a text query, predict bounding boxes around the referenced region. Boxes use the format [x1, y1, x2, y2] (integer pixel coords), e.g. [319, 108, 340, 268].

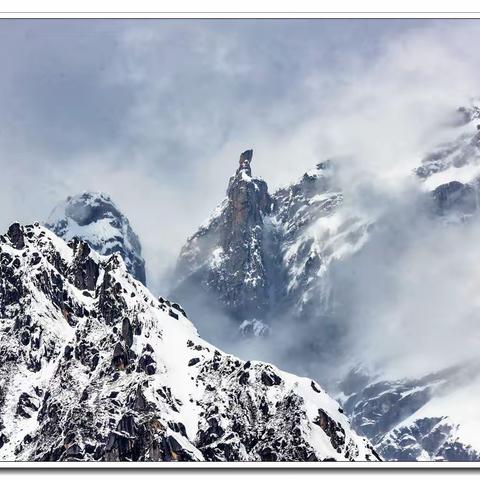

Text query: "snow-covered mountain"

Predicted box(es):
[340, 364, 480, 461]
[46, 192, 146, 285]
[0, 222, 378, 462]
[337, 101, 480, 462]
[416, 101, 480, 221]
[172, 101, 480, 462]
[173, 151, 370, 345]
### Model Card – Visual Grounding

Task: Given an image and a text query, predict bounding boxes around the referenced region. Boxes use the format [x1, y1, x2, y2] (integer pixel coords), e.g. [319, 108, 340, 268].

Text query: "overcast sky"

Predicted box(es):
[2, 19, 480, 292]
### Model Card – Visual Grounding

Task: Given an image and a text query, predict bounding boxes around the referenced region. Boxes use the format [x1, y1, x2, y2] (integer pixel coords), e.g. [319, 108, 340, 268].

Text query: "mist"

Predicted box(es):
[4, 19, 480, 386]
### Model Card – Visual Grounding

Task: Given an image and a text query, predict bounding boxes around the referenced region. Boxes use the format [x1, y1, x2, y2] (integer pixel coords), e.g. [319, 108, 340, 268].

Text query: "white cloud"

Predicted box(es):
[3, 21, 480, 383]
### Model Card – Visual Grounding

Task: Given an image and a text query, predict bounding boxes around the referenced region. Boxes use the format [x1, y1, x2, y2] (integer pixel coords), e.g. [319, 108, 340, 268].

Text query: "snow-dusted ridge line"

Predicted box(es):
[0, 222, 378, 462]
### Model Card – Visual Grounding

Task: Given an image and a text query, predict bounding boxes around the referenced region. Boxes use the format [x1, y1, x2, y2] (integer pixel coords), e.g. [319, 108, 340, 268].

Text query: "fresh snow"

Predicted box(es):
[0, 223, 378, 462]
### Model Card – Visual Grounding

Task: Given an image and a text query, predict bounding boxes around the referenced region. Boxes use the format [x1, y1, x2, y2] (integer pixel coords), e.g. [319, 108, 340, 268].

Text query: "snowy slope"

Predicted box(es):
[0, 223, 378, 462]
[380, 375, 480, 461]
[46, 192, 146, 285]
[414, 101, 480, 223]
[341, 364, 480, 461]
[271, 160, 371, 316]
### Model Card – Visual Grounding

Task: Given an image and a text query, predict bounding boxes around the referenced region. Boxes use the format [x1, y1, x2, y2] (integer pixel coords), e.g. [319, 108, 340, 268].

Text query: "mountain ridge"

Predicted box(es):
[0, 222, 378, 462]
[45, 191, 146, 285]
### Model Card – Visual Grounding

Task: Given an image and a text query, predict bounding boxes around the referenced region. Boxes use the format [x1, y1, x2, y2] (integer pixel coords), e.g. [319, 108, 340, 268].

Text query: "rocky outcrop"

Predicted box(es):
[432, 181, 478, 218]
[46, 192, 146, 285]
[339, 365, 480, 461]
[175, 150, 273, 321]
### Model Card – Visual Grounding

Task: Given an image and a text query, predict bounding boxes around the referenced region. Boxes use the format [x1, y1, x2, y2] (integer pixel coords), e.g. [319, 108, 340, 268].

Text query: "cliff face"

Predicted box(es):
[175, 150, 274, 323]
[217, 149, 272, 319]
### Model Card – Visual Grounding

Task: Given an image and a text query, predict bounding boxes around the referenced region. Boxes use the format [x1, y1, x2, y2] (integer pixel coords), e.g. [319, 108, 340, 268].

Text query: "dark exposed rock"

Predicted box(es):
[16, 393, 39, 419]
[145, 364, 156, 375]
[122, 317, 134, 348]
[238, 371, 250, 385]
[311, 381, 322, 393]
[7, 223, 25, 249]
[67, 238, 99, 291]
[20, 330, 30, 346]
[98, 261, 127, 326]
[64, 345, 73, 360]
[129, 386, 149, 412]
[171, 303, 187, 317]
[313, 409, 346, 452]
[112, 342, 128, 370]
[260, 370, 282, 387]
[137, 349, 156, 375]
[432, 181, 477, 217]
[168, 421, 187, 438]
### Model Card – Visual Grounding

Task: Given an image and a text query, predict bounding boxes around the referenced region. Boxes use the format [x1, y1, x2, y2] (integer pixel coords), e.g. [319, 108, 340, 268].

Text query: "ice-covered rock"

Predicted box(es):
[46, 192, 146, 285]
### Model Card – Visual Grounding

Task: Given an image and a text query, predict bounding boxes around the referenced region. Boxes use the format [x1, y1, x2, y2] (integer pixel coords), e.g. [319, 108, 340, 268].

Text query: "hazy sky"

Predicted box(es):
[1, 19, 480, 292]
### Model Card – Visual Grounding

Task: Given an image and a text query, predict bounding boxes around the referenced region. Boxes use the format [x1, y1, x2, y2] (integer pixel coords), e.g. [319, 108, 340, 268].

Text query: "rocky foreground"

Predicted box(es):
[0, 223, 378, 462]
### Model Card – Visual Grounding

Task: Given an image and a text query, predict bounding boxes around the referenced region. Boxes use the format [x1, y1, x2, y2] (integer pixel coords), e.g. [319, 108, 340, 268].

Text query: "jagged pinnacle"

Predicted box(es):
[239, 149, 253, 164]
[238, 149, 253, 176]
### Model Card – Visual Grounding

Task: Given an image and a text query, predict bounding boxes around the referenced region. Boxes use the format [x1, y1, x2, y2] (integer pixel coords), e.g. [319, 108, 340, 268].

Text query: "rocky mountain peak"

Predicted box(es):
[173, 150, 274, 323]
[237, 149, 253, 176]
[225, 149, 271, 248]
[45, 191, 146, 285]
[173, 152, 361, 341]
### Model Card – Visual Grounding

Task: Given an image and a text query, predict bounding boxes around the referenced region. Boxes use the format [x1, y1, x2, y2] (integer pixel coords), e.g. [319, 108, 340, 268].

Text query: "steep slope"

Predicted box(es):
[270, 160, 370, 321]
[340, 364, 480, 461]
[173, 152, 369, 341]
[46, 192, 146, 285]
[175, 150, 273, 324]
[0, 222, 378, 462]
